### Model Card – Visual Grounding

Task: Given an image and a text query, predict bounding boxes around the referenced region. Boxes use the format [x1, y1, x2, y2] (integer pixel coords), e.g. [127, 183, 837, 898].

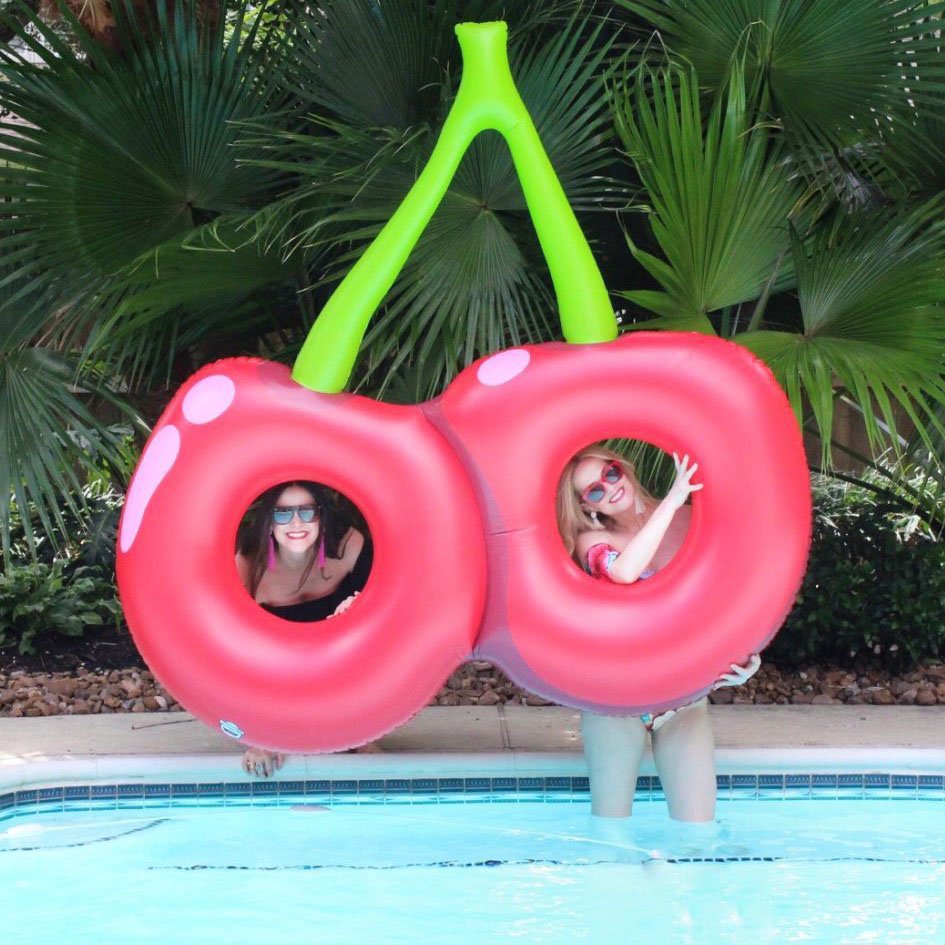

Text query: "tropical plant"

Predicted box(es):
[612, 0, 945, 484]
[0, 560, 122, 655]
[0, 0, 624, 557]
[768, 474, 945, 669]
[3, 0, 945, 564]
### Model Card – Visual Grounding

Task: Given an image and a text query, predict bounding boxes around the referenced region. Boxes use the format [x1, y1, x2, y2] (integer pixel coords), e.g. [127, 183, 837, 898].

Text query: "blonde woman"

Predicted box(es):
[557, 446, 759, 821]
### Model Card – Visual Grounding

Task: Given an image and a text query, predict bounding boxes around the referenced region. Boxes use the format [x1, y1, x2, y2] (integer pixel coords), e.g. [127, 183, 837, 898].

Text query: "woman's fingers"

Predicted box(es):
[243, 749, 286, 778]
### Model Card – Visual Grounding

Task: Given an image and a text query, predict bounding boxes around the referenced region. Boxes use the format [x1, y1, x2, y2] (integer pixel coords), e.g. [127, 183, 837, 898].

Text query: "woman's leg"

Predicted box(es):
[651, 698, 716, 822]
[580, 711, 647, 817]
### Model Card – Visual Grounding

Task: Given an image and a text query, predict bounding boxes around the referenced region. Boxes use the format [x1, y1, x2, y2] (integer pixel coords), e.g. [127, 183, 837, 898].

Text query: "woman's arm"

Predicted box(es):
[606, 454, 701, 585]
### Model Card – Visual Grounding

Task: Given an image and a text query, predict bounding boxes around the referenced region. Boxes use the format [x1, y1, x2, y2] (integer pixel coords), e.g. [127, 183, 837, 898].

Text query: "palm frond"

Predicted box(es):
[82, 215, 304, 389]
[617, 0, 945, 146]
[252, 9, 623, 398]
[737, 200, 945, 464]
[0, 347, 132, 561]
[0, 0, 281, 307]
[613, 61, 802, 326]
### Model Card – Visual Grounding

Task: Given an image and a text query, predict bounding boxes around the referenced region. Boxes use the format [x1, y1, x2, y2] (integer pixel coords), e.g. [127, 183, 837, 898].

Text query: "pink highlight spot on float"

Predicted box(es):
[476, 349, 530, 386]
[119, 426, 181, 553]
[182, 375, 236, 425]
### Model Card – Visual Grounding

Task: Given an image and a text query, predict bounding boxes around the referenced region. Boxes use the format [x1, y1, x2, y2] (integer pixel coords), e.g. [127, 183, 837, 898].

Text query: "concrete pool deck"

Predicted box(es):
[2, 705, 945, 790]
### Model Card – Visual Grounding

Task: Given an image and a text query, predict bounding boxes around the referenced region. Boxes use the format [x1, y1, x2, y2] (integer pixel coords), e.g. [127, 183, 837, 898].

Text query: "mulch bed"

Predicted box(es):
[2, 623, 945, 717]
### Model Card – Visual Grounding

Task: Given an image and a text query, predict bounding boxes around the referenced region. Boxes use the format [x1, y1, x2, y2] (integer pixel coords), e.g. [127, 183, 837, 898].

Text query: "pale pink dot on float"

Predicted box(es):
[119, 426, 181, 553]
[476, 348, 530, 386]
[182, 374, 236, 424]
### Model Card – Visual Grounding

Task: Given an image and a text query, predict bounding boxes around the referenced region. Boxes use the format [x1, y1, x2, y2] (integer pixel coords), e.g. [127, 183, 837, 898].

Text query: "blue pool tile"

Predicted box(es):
[545, 777, 571, 792]
[170, 783, 200, 796]
[635, 776, 655, 792]
[221, 783, 253, 797]
[733, 775, 758, 791]
[865, 774, 890, 790]
[438, 778, 464, 793]
[330, 780, 357, 795]
[464, 778, 491, 792]
[143, 784, 170, 798]
[0, 792, 15, 809]
[196, 783, 226, 797]
[758, 775, 784, 792]
[357, 780, 384, 793]
[812, 775, 838, 789]
[491, 778, 516, 792]
[89, 785, 117, 800]
[412, 779, 438, 793]
[278, 780, 305, 795]
[715, 775, 731, 791]
[384, 780, 411, 794]
[117, 783, 145, 797]
[572, 777, 590, 792]
[891, 775, 918, 791]
[838, 774, 864, 789]
[517, 778, 544, 791]
[63, 786, 91, 801]
[250, 780, 280, 795]
[305, 780, 332, 794]
[919, 775, 944, 791]
[36, 787, 64, 803]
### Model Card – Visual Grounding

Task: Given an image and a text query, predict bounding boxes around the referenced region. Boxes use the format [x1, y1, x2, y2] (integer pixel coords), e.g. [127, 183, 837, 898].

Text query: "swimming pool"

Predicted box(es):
[3, 777, 944, 945]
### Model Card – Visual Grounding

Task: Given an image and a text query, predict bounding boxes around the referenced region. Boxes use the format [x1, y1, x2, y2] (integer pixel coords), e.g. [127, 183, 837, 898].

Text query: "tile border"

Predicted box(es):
[1, 772, 943, 819]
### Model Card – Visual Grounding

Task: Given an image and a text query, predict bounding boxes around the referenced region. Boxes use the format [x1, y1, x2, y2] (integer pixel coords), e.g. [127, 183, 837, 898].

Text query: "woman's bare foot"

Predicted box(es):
[243, 747, 285, 777]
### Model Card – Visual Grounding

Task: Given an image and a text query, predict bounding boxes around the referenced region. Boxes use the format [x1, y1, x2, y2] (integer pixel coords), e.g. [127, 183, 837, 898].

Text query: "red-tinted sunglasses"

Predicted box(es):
[581, 461, 623, 504]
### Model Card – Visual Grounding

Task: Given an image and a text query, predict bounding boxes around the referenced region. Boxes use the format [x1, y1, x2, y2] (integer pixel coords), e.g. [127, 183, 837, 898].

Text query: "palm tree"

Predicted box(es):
[0, 0, 623, 556]
[611, 0, 945, 517]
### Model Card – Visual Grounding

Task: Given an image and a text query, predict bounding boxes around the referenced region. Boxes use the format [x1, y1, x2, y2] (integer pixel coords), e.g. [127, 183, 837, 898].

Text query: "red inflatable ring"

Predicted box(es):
[116, 358, 487, 752]
[435, 332, 812, 715]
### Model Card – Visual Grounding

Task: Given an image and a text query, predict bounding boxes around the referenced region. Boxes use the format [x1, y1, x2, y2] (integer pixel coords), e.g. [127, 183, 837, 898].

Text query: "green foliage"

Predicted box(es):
[0, 561, 121, 655]
[768, 477, 945, 669]
[5, 481, 125, 571]
[613, 61, 802, 327]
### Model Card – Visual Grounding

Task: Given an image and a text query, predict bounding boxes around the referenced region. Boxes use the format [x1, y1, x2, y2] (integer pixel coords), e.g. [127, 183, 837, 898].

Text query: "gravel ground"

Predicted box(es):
[2, 659, 945, 717]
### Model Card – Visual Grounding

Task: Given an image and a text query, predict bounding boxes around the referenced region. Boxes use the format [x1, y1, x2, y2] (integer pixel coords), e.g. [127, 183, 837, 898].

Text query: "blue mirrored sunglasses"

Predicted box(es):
[272, 505, 319, 525]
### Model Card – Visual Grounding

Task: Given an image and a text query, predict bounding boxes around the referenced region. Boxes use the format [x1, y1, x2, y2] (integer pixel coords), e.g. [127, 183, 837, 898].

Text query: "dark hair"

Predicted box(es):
[239, 481, 353, 598]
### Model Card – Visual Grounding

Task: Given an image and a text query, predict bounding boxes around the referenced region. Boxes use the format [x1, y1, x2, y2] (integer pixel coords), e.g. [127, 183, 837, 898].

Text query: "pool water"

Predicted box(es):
[3, 793, 944, 945]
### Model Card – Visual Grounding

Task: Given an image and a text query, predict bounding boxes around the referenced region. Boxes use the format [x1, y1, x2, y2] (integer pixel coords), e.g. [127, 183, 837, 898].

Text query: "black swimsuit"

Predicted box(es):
[261, 537, 373, 622]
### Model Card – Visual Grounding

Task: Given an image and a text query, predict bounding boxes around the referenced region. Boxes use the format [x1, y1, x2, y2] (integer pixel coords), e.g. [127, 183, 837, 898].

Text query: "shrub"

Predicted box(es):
[0, 561, 122, 655]
[6, 482, 124, 572]
[767, 476, 945, 670]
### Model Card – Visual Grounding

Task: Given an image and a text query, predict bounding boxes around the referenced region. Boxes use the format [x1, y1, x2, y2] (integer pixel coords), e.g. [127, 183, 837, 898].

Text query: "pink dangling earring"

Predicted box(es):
[267, 533, 277, 570]
[317, 532, 326, 569]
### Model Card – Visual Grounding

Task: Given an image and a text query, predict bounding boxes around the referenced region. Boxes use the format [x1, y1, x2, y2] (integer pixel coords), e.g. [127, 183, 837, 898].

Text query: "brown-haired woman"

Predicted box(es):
[235, 480, 372, 776]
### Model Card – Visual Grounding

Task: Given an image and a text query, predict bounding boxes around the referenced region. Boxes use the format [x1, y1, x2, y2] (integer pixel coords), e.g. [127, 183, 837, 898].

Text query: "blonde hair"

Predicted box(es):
[555, 445, 655, 560]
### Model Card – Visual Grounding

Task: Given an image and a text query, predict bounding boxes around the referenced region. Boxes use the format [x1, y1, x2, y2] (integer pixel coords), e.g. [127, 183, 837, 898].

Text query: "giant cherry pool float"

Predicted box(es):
[116, 23, 811, 751]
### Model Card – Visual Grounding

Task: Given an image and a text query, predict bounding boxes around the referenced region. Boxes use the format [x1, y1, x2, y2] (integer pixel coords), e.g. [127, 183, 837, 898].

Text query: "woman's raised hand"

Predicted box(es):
[712, 653, 762, 690]
[666, 453, 703, 509]
[328, 592, 360, 618]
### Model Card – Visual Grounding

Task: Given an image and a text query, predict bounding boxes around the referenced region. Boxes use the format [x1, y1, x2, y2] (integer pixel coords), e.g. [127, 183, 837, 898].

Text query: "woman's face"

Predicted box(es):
[271, 485, 320, 554]
[572, 456, 634, 515]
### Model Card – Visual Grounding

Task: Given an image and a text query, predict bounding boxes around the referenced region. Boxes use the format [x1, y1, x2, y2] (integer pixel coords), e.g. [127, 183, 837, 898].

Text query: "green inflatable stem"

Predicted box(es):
[292, 21, 616, 394]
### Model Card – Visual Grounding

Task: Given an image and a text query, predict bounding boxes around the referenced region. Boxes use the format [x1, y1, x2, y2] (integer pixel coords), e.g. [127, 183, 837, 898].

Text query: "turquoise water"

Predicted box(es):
[2, 793, 944, 944]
